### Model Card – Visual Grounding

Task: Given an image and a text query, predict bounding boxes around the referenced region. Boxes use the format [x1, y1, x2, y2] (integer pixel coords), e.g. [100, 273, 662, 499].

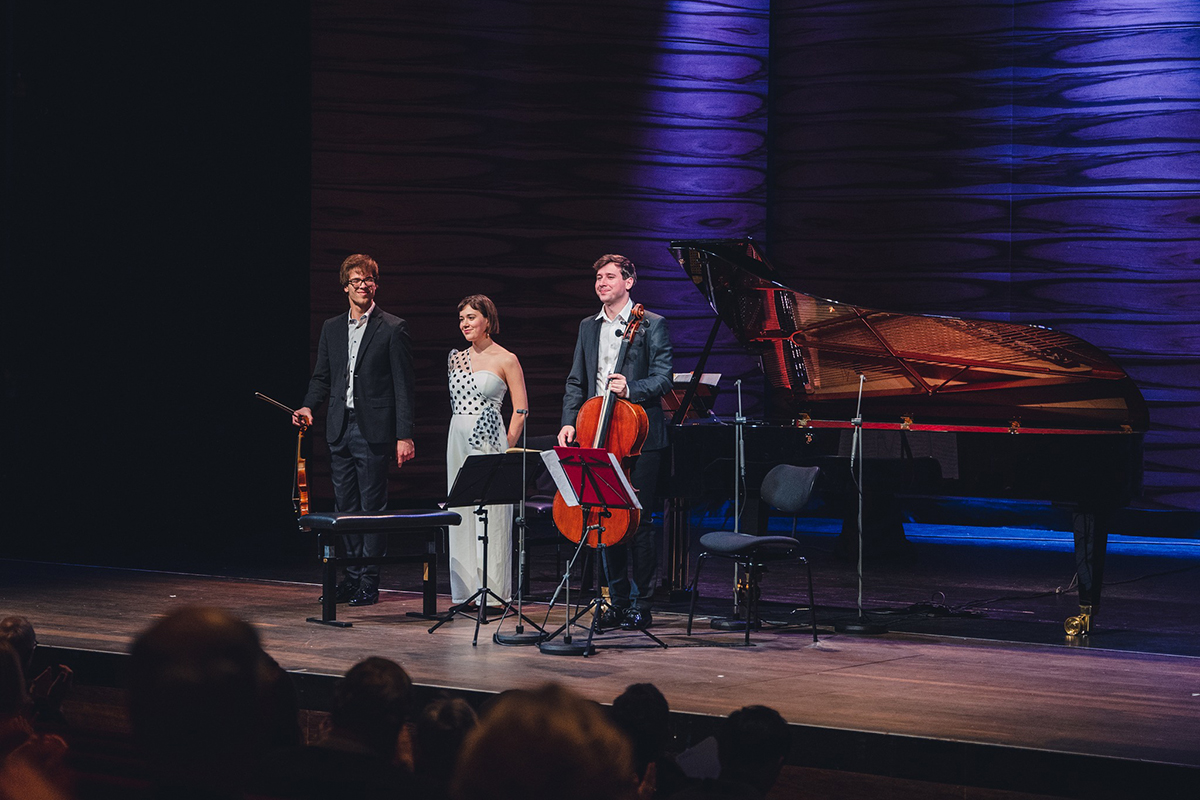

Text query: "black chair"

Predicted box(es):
[686, 464, 820, 645]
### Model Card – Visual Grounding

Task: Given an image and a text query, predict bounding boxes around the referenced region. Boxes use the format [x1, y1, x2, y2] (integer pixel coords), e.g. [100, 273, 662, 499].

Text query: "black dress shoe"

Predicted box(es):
[348, 588, 379, 606]
[596, 608, 625, 631]
[318, 581, 360, 605]
[621, 608, 652, 630]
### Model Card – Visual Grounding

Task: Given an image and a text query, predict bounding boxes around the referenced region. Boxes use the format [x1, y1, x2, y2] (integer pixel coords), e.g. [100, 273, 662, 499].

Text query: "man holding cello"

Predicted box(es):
[557, 254, 674, 630]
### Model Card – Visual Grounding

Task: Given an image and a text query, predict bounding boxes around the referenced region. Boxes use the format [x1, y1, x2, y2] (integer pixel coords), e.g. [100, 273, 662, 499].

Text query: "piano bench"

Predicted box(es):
[686, 531, 818, 646]
[299, 510, 462, 628]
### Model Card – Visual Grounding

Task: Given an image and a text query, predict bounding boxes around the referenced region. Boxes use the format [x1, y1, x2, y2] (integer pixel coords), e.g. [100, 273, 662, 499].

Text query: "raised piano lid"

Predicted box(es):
[670, 238, 1149, 433]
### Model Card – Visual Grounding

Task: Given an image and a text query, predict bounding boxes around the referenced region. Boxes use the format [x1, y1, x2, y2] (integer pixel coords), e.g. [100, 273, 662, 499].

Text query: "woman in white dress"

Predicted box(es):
[447, 294, 528, 609]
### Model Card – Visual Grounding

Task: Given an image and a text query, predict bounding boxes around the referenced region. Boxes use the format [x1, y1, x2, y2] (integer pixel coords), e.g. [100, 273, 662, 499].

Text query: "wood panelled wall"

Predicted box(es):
[312, 0, 1198, 511]
[770, 0, 1200, 510]
[310, 0, 771, 501]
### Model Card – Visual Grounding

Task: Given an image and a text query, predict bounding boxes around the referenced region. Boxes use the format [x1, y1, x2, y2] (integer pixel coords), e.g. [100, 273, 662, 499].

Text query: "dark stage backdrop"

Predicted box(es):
[4, 4, 312, 564]
[310, 0, 1198, 513]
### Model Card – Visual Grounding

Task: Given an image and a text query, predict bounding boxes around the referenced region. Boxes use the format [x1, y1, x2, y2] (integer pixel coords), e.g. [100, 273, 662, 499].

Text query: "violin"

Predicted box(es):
[255, 392, 310, 524]
[552, 305, 650, 547]
[294, 418, 310, 517]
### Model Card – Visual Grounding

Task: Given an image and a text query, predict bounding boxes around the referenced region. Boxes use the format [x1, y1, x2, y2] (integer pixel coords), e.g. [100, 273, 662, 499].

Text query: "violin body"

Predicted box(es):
[552, 396, 648, 547]
[553, 304, 650, 548]
[294, 423, 310, 518]
[254, 391, 311, 527]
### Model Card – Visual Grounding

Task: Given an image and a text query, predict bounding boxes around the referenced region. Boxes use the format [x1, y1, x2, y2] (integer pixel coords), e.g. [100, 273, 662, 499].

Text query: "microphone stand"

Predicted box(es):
[711, 379, 755, 630]
[835, 374, 887, 634]
[494, 409, 546, 645]
[733, 379, 745, 533]
[731, 380, 746, 613]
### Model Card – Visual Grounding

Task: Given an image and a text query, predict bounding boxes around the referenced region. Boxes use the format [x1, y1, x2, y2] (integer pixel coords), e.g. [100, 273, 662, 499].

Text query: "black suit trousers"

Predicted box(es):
[603, 447, 663, 611]
[329, 411, 390, 590]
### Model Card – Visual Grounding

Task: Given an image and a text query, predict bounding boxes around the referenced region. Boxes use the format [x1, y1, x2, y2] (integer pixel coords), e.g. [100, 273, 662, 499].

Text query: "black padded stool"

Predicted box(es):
[686, 465, 820, 646]
[300, 510, 461, 628]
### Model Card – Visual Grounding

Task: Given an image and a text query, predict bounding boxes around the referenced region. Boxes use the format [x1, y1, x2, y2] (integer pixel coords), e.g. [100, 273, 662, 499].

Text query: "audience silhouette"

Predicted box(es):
[452, 682, 638, 800]
[611, 682, 691, 798]
[411, 696, 477, 799]
[262, 655, 429, 799]
[668, 705, 791, 799]
[128, 606, 278, 798]
[0, 640, 69, 800]
[5, 606, 797, 800]
[0, 617, 71, 727]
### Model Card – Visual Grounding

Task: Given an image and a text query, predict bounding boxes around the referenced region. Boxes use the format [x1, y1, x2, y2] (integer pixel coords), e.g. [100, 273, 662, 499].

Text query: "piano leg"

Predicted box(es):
[1066, 509, 1110, 636]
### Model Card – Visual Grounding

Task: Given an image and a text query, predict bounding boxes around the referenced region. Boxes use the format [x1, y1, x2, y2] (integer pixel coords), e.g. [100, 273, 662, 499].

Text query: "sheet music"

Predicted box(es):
[607, 451, 642, 510]
[673, 372, 721, 386]
[540, 449, 578, 506]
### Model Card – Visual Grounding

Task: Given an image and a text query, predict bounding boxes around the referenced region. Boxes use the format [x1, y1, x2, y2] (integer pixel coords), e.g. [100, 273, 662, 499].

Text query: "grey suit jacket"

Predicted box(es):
[561, 308, 673, 452]
[303, 307, 416, 446]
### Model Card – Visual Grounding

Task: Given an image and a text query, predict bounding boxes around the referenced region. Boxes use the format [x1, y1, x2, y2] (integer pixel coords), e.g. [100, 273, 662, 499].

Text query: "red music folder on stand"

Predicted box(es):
[541, 446, 642, 511]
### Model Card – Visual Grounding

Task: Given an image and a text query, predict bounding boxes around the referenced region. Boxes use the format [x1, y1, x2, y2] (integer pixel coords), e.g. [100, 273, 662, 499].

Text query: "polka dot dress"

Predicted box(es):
[446, 348, 512, 604]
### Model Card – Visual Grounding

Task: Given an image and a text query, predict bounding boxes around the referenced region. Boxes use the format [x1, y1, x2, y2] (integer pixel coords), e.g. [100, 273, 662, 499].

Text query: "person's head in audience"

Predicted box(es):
[453, 683, 637, 800]
[328, 656, 414, 760]
[0, 642, 28, 719]
[1, 616, 73, 728]
[258, 652, 302, 750]
[717, 705, 790, 794]
[128, 606, 269, 790]
[611, 683, 671, 779]
[412, 696, 477, 785]
[0, 619, 36, 677]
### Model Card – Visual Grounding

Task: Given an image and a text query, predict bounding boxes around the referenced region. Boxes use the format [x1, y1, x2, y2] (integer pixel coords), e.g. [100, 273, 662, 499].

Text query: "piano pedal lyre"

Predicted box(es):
[1064, 604, 1092, 637]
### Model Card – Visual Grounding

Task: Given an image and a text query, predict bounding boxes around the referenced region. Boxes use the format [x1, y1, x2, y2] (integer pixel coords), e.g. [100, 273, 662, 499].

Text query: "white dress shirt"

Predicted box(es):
[346, 303, 375, 409]
[594, 298, 634, 397]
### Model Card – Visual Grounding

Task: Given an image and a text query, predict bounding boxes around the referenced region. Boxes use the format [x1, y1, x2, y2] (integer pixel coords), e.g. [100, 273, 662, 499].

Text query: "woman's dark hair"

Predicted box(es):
[458, 294, 500, 336]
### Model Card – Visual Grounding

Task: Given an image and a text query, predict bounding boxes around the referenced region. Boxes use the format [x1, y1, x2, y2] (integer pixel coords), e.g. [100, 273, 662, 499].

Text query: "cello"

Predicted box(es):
[552, 304, 650, 547]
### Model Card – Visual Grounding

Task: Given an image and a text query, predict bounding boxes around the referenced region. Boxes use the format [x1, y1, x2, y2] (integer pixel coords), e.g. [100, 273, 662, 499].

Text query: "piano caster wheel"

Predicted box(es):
[1064, 605, 1092, 637]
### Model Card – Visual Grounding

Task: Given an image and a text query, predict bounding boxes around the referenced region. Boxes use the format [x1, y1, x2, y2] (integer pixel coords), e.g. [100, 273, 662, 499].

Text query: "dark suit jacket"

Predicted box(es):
[561, 307, 674, 452]
[303, 307, 415, 446]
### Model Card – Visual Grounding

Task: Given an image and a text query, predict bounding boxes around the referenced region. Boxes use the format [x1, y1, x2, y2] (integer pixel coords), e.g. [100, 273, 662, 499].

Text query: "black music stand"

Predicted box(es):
[538, 447, 667, 655]
[428, 452, 545, 646]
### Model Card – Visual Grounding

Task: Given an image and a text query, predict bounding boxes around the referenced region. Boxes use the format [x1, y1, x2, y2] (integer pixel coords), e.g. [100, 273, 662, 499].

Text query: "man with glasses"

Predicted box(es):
[294, 254, 416, 606]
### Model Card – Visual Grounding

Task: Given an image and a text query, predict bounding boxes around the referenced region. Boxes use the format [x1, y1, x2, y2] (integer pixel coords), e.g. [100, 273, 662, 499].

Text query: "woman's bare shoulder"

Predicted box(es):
[493, 344, 522, 370]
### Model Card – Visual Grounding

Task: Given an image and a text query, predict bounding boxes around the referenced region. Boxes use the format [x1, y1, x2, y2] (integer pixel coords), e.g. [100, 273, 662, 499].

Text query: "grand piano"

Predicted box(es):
[664, 239, 1148, 635]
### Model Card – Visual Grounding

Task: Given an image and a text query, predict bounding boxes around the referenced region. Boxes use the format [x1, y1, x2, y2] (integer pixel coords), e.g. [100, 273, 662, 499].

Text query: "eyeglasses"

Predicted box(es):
[347, 277, 377, 288]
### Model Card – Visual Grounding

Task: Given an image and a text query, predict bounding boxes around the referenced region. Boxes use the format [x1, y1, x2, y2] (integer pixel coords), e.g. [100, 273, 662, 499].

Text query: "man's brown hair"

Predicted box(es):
[339, 254, 379, 287]
[592, 254, 636, 286]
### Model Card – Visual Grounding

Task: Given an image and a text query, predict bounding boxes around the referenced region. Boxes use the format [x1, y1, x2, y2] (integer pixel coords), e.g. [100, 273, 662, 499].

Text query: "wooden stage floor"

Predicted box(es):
[3, 556, 1199, 798]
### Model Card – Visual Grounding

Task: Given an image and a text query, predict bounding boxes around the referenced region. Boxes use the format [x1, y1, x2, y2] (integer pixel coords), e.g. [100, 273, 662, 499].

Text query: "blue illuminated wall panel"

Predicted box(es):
[769, 0, 1200, 509]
